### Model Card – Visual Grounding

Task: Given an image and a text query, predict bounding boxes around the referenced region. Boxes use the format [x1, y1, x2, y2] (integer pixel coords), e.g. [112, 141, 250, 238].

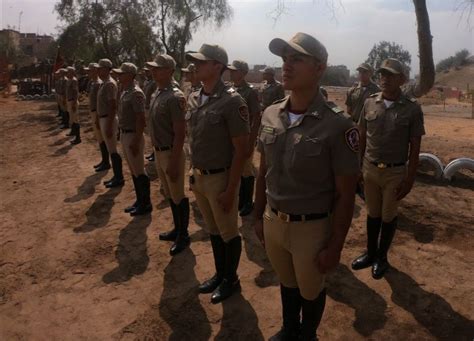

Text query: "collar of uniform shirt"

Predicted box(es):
[277, 92, 325, 127]
[199, 79, 226, 99]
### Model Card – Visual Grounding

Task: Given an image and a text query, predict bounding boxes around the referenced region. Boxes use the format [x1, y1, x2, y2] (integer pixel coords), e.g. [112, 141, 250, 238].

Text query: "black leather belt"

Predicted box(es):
[271, 207, 329, 222]
[194, 167, 229, 175]
[120, 129, 135, 133]
[369, 161, 406, 169]
[154, 146, 172, 152]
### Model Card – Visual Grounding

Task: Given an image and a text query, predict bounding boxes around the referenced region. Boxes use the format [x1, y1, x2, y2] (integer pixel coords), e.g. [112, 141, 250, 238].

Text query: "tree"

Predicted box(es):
[365, 41, 412, 74]
[321, 65, 350, 86]
[54, 0, 232, 68]
[273, 0, 435, 97]
[436, 49, 471, 72]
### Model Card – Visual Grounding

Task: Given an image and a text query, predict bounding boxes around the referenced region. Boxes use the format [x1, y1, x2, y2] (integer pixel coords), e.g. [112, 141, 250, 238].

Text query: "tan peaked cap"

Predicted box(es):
[269, 32, 328, 64]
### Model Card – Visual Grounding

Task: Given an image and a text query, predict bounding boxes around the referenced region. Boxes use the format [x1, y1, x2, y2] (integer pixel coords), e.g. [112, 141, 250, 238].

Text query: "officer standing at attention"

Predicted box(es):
[260, 66, 285, 111]
[66, 66, 81, 145]
[113, 62, 152, 216]
[58, 69, 69, 129]
[146, 54, 190, 255]
[54, 70, 63, 118]
[97, 58, 125, 188]
[345, 63, 380, 123]
[186, 44, 249, 303]
[351, 58, 425, 279]
[228, 59, 261, 217]
[143, 67, 157, 162]
[254, 33, 360, 341]
[181, 63, 202, 98]
[84, 63, 110, 171]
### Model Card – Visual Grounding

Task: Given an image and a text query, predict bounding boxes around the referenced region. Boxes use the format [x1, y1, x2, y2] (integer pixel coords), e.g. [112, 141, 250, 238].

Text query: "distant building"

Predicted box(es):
[0, 29, 54, 66]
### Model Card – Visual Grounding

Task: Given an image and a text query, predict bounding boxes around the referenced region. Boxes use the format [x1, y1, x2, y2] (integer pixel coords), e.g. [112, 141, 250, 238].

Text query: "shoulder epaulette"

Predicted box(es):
[326, 102, 344, 114]
[226, 87, 236, 94]
[271, 97, 286, 105]
[408, 97, 417, 103]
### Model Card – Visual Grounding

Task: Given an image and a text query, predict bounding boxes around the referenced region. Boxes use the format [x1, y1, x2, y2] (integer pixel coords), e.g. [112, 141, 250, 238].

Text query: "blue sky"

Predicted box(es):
[1, 0, 473, 74]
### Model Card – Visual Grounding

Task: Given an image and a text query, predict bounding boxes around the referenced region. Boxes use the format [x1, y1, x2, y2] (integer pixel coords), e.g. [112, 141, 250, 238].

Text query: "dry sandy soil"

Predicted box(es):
[1, 90, 473, 341]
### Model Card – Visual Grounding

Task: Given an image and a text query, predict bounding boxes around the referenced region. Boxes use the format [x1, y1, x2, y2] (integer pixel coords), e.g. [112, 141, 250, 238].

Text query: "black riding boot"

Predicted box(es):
[95, 142, 111, 171]
[60, 111, 69, 129]
[239, 176, 255, 217]
[124, 176, 139, 213]
[372, 217, 397, 279]
[199, 234, 225, 294]
[159, 199, 179, 241]
[170, 198, 190, 256]
[70, 123, 81, 145]
[130, 174, 152, 216]
[300, 289, 327, 341]
[269, 285, 302, 341]
[104, 153, 124, 188]
[211, 236, 242, 304]
[351, 216, 382, 270]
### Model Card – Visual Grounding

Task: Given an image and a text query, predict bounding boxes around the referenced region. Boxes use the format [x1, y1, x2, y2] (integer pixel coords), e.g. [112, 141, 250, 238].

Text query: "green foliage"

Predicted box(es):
[365, 41, 412, 73]
[435, 49, 471, 72]
[321, 65, 350, 86]
[54, 0, 232, 68]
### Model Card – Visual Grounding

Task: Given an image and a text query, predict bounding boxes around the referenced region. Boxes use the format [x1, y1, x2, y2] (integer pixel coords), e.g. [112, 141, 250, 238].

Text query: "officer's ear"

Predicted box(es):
[314, 61, 327, 78]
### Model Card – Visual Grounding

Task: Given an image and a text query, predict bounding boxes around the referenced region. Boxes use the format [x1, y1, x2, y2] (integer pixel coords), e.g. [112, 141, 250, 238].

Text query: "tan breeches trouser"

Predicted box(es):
[363, 161, 407, 222]
[120, 132, 145, 177]
[154, 149, 186, 204]
[90, 111, 103, 143]
[67, 100, 79, 124]
[263, 206, 331, 300]
[99, 116, 118, 154]
[190, 169, 239, 242]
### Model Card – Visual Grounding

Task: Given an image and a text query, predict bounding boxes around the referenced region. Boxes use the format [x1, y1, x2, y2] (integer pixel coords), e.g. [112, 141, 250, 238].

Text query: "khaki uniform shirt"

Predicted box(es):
[88, 78, 102, 112]
[55, 79, 62, 95]
[187, 80, 250, 170]
[66, 77, 79, 101]
[235, 82, 261, 128]
[97, 76, 118, 118]
[60, 77, 68, 97]
[258, 92, 360, 215]
[359, 92, 425, 164]
[143, 79, 157, 110]
[345, 81, 380, 123]
[118, 84, 145, 131]
[149, 86, 186, 148]
[261, 80, 285, 110]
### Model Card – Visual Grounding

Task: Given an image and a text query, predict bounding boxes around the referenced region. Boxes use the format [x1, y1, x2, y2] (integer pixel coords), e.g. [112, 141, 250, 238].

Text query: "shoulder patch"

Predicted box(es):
[345, 127, 360, 153]
[238, 105, 249, 122]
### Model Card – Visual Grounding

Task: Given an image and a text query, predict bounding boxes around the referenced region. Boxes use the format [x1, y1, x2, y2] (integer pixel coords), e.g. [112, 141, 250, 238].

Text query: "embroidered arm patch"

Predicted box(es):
[345, 127, 360, 152]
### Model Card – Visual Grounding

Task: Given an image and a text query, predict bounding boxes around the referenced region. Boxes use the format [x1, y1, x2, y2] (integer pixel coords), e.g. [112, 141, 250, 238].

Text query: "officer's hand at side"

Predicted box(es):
[316, 247, 341, 274]
[217, 190, 234, 213]
[254, 219, 265, 248]
[395, 177, 414, 200]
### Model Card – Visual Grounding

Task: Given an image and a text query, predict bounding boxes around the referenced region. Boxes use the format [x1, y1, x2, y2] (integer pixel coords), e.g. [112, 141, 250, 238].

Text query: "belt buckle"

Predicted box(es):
[377, 163, 387, 169]
[277, 211, 290, 222]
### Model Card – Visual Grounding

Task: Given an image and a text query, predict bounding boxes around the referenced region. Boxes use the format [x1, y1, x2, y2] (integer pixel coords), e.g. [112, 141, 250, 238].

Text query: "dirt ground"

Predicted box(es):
[1, 90, 473, 341]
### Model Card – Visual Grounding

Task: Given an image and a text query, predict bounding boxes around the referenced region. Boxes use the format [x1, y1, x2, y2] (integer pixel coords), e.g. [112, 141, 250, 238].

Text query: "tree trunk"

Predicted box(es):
[412, 0, 435, 97]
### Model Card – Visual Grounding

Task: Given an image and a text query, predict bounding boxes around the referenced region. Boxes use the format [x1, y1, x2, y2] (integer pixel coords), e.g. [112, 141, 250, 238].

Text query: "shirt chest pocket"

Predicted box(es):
[207, 111, 223, 124]
[294, 136, 323, 157]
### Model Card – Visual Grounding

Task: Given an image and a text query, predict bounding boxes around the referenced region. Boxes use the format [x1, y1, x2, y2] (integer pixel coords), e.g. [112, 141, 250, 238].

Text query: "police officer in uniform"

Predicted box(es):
[345, 63, 380, 123]
[352, 58, 425, 279]
[260, 66, 285, 111]
[97, 58, 125, 188]
[186, 44, 249, 303]
[143, 67, 157, 162]
[54, 70, 63, 118]
[84, 63, 110, 171]
[228, 59, 261, 217]
[146, 54, 190, 255]
[254, 33, 360, 341]
[66, 66, 81, 145]
[113, 62, 152, 216]
[58, 69, 69, 129]
[181, 63, 202, 98]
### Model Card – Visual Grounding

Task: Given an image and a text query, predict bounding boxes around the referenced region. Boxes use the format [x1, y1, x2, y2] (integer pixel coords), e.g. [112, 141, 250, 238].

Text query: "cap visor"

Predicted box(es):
[227, 65, 239, 71]
[186, 52, 212, 62]
[377, 66, 400, 74]
[269, 38, 312, 57]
